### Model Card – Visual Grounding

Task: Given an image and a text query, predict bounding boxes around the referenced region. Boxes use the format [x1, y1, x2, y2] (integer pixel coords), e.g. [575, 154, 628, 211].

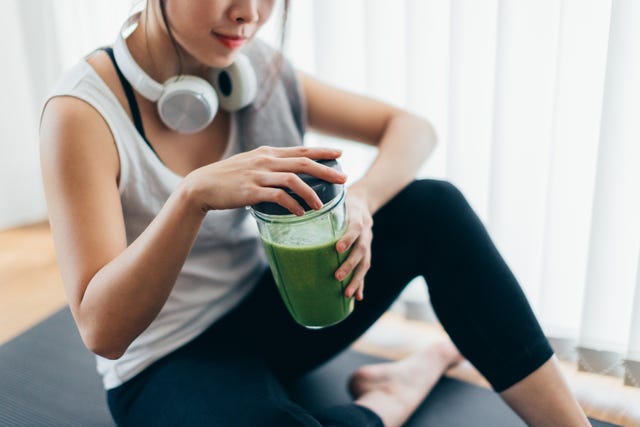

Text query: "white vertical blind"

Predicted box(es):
[445, 0, 497, 220]
[305, 0, 376, 185]
[488, 0, 562, 308]
[404, 0, 450, 180]
[281, 0, 314, 75]
[578, 0, 640, 353]
[284, 0, 453, 184]
[364, 0, 407, 109]
[537, 0, 610, 340]
[629, 251, 640, 360]
[310, 0, 367, 94]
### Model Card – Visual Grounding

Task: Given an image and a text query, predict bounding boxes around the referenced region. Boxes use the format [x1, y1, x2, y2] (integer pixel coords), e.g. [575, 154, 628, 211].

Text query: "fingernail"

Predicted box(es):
[336, 271, 344, 280]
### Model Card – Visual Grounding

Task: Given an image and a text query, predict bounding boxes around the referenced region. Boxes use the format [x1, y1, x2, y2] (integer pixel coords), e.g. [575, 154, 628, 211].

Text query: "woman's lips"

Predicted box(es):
[213, 33, 247, 49]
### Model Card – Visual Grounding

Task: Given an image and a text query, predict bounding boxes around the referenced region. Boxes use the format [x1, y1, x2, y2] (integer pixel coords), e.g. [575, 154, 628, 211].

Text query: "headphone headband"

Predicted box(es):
[113, 13, 164, 101]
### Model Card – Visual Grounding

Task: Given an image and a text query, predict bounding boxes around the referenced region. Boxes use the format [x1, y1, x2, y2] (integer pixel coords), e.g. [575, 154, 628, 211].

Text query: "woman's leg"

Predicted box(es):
[240, 179, 589, 426]
[238, 179, 547, 386]
[369, 179, 590, 426]
[203, 197, 463, 426]
[500, 357, 591, 427]
[106, 325, 383, 427]
[210, 268, 461, 427]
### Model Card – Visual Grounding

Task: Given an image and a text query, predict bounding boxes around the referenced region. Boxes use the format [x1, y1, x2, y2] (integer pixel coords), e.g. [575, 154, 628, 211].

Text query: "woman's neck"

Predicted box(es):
[127, 7, 209, 83]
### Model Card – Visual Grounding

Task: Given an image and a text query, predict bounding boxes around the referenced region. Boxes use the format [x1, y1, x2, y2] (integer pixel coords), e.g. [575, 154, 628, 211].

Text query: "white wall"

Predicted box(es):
[0, 1, 48, 230]
[0, 0, 132, 231]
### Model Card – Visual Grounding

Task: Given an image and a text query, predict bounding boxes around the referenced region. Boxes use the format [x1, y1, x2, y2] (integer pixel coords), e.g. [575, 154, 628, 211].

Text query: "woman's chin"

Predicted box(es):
[200, 52, 238, 69]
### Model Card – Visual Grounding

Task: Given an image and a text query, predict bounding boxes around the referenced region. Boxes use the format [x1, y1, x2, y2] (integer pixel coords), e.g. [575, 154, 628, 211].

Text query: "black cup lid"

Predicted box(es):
[252, 159, 343, 215]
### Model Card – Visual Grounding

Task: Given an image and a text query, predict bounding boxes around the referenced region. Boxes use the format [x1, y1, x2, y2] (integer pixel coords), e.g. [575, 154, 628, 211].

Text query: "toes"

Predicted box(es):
[348, 364, 390, 398]
[436, 341, 465, 368]
[348, 368, 370, 398]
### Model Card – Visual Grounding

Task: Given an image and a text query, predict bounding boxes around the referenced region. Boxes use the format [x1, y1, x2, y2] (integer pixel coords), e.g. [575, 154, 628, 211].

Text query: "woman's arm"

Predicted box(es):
[40, 97, 345, 360]
[40, 97, 208, 359]
[298, 71, 438, 213]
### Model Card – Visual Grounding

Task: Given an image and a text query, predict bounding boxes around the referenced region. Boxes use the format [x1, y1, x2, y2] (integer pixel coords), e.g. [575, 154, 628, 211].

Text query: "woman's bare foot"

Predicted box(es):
[349, 340, 464, 427]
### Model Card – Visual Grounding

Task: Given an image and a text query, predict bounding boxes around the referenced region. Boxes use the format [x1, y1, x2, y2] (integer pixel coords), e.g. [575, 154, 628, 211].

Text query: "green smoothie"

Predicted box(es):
[261, 234, 354, 328]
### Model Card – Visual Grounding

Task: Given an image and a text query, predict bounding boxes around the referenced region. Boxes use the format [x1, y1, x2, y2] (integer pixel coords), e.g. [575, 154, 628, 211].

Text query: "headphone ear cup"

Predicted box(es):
[157, 75, 219, 134]
[211, 54, 257, 112]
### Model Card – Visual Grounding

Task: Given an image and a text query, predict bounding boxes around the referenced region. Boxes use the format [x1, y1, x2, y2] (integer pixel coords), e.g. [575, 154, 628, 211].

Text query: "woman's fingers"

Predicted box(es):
[344, 254, 370, 300]
[249, 146, 347, 184]
[261, 187, 306, 216]
[190, 146, 346, 213]
[270, 157, 347, 184]
[265, 145, 343, 160]
[335, 241, 362, 282]
[336, 223, 362, 254]
[336, 233, 370, 277]
[258, 172, 323, 210]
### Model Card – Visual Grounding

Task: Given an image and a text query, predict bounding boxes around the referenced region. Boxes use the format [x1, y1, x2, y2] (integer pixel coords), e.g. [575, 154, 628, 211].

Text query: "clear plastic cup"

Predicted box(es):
[250, 160, 354, 328]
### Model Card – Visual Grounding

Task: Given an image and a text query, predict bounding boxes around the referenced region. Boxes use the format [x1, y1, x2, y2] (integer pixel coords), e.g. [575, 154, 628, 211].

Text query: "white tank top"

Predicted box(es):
[45, 39, 308, 389]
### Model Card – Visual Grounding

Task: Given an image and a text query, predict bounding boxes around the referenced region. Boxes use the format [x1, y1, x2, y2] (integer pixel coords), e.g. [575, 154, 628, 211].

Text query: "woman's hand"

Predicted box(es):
[334, 188, 374, 301]
[184, 145, 347, 216]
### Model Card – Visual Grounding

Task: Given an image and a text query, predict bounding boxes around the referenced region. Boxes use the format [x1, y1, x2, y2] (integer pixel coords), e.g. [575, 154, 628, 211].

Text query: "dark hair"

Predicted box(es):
[151, 0, 290, 111]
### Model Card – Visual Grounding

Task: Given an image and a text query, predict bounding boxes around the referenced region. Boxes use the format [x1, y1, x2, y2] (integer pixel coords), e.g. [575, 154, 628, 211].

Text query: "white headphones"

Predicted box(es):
[113, 13, 258, 134]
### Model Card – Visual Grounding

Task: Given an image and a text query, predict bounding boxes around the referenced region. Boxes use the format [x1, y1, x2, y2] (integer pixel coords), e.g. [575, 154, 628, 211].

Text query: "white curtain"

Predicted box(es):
[2, 0, 638, 385]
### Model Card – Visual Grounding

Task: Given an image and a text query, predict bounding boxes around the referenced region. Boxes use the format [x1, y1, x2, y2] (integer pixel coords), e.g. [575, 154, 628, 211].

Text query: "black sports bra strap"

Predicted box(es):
[101, 46, 154, 153]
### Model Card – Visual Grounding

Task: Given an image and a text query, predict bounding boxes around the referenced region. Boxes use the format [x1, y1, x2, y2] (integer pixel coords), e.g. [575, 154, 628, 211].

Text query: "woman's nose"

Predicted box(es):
[229, 0, 259, 24]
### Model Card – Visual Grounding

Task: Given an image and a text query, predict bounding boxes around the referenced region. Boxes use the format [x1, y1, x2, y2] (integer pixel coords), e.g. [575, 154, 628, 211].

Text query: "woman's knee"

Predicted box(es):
[411, 179, 466, 207]
[373, 180, 467, 234]
[384, 179, 469, 223]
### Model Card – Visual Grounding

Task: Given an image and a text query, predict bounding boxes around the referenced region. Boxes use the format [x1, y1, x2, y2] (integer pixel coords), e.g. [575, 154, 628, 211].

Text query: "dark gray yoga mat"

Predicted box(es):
[0, 308, 619, 426]
[289, 352, 619, 427]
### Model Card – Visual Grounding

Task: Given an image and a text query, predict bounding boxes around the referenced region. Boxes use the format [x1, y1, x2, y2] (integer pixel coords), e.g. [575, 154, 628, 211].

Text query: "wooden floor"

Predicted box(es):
[0, 222, 67, 344]
[1, 222, 639, 426]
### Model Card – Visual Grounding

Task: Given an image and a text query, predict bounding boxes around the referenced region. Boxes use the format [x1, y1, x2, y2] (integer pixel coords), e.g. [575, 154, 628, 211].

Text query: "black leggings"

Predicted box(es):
[107, 180, 553, 427]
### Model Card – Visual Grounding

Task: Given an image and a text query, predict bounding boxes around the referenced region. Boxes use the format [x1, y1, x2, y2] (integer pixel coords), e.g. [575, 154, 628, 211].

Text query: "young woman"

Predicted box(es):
[39, 1, 592, 426]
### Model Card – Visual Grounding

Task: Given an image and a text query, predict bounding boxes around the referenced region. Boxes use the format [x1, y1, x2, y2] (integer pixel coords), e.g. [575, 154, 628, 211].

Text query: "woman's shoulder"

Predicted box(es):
[40, 89, 119, 178]
[40, 50, 121, 186]
[45, 48, 129, 117]
[41, 48, 118, 135]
